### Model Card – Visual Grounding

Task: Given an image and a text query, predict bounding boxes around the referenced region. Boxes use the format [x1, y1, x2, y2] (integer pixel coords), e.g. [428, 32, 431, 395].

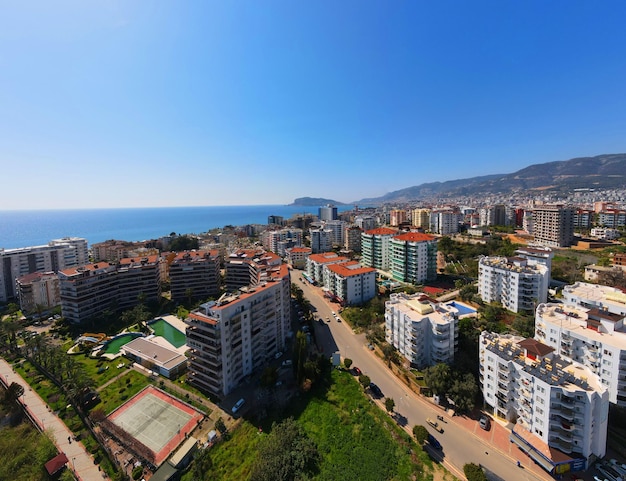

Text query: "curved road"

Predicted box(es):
[294, 271, 553, 481]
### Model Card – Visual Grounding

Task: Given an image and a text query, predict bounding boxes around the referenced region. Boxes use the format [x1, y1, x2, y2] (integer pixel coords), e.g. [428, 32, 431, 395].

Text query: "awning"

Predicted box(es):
[510, 434, 530, 454]
[528, 451, 556, 473]
[509, 433, 555, 473]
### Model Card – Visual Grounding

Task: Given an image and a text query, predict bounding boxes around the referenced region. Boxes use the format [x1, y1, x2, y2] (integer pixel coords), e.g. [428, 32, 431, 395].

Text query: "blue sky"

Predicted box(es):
[1, 1, 625, 209]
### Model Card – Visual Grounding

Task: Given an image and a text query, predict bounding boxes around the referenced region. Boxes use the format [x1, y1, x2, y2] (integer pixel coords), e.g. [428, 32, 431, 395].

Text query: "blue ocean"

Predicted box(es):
[0, 205, 355, 249]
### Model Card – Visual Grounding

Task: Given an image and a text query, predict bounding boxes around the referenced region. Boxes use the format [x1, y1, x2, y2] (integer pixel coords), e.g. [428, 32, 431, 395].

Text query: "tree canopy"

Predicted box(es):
[250, 418, 319, 481]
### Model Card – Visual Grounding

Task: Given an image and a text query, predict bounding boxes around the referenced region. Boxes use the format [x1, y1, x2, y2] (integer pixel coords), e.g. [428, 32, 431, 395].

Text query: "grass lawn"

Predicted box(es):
[184, 369, 437, 481]
[73, 354, 125, 388]
[95, 370, 151, 415]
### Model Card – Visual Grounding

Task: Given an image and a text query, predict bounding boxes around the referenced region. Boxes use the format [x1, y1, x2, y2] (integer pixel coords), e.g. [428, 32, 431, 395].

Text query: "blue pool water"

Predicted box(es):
[446, 301, 476, 315]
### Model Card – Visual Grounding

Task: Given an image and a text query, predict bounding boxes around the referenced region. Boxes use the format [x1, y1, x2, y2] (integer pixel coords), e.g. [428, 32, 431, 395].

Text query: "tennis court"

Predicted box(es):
[108, 385, 203, 465]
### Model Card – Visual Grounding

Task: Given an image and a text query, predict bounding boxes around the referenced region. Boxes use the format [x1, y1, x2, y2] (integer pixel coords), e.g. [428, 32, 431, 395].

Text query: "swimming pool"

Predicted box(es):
[149, 319, 187, 348]
[446, 301, 476, 316]
[103, 332, 144, 354]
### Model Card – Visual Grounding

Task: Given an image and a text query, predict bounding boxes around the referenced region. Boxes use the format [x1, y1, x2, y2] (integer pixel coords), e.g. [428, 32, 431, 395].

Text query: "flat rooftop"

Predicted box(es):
[537, 303, 626, 349]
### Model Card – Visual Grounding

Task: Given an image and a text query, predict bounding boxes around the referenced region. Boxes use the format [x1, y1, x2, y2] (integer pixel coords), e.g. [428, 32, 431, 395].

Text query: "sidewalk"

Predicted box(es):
[0, 357, 110, 481]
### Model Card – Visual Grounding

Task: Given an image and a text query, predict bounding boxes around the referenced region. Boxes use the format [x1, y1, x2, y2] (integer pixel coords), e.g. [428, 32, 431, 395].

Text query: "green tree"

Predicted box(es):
[191, 448, 212, 481]
[250, 418, 319, 481]
[358, 374, 371, 389]
[448, 373, 478, 414]
[423, 363, 453, 397]
[343, 358, 353, 370]
[260, 367, 278, 389]
[384, 397, 395, 413]
[214, 417, 227, 436]
[2, 382, 24, 413]
[464, 462, 487, 481]
[412, 425, 429, 444]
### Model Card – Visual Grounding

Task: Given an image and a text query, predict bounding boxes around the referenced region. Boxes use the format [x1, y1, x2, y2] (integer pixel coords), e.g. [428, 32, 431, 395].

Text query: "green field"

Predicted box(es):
[184, 370, 437, 481]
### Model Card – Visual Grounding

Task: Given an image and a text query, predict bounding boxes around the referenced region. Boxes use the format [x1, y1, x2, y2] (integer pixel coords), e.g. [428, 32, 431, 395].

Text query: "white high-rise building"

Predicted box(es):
[309, 228, 333, 254]
[324, 220, 346, 246]
[0, 237, 88, 303]
[478, 256, 549, 312]
[535, 282, 626, 407]
[385, 293, 462, 368]
[480, 331, 608, 472]
[185, 265, 291, 397]
[429, 210, 459, 235]
[322, 261, 376, 306]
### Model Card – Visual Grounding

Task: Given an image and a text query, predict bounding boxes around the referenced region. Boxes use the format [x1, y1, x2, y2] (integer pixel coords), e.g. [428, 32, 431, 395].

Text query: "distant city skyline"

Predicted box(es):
[1, 1, 626, 210]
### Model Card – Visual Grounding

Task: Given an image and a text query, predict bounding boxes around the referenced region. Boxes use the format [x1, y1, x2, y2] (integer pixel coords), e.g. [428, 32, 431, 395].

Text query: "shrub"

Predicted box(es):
[132, 465, 143, 480]
[464, 463, 487, 481]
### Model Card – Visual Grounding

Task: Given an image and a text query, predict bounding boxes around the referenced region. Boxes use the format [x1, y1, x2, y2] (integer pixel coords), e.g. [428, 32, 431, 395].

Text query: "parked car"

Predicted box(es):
[610, 460, 626, 477]
[282, 359, 293, 367]
[369, 382, 383, 397]
[479, 415, 491, 431]
[426, 418, 444, 433]
[274, 351, 283, 359]
[352, 367, 362, 376]
[232, 398, 245, 413]
[597, 464, 623, 481]
[427, 434, 442, 449]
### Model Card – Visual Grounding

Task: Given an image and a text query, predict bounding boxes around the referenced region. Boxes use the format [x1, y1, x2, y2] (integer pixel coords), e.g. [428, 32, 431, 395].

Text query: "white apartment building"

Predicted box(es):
[0, 238, 88, 303]
[309, 228, 333, 254]
[514, 245, 554, 280]
[184, 265, 291, 397]
[590, 227, 621, 240]
[322, 261, 376, 306]
[385, 293, 462, 368]
[285, 247, 311, 269]
[478, 256, 549, 312]
[429, 210, 459, 235]
[261, 228, 303, 255]
[480, 331, 608, 472]
[50, 237, 89, 267]
[16, 271, 61, 315]
[306, 252, 349, 284]
[354, 215, 377, 231]
[323, 220, 346, 246]
[536, 301, 626, 407]
[562, 282, 626, 317]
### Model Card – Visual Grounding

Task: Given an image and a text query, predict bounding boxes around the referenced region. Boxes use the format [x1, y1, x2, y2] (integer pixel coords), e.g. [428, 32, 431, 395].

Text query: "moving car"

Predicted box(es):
[426, 418, 444, 433]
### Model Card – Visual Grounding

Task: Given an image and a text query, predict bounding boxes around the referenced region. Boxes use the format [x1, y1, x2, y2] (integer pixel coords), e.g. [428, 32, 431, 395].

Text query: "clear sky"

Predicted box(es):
[1, 1, 626, 210]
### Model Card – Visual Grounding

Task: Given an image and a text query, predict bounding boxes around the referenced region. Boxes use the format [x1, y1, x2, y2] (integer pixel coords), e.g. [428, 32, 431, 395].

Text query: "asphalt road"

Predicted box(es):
[293, 271, 553, 481]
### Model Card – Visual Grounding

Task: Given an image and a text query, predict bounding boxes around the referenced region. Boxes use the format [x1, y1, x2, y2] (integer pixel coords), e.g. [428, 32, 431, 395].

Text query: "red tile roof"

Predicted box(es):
[308, 253, 348, 263]
[518, 338, 554, 357]
[364, 228, 398, 235]
[393, 232, 436, 242]
[326, 261, 376, 277]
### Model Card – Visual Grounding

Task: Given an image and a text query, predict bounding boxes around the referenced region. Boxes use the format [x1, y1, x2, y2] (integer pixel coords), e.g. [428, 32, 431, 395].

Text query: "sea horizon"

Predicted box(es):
[0, 204, 356, 250]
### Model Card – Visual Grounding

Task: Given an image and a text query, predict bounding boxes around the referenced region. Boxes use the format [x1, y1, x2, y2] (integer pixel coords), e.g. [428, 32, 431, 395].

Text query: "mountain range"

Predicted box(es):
[353, 153, 626, 205]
